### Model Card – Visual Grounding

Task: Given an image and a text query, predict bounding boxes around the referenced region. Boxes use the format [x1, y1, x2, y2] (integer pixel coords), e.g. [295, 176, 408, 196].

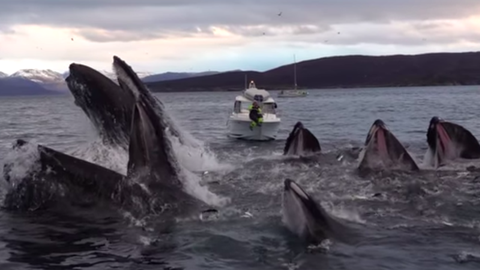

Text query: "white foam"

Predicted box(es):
[68, 140, 128, 174]
[0, 141, 41, 188]
[177, 166, 230, 207]
[168, 134, 233, 173]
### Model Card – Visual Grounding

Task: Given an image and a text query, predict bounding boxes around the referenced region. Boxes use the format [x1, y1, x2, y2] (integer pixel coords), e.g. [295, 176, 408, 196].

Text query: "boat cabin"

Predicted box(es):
[233, 82, 277, 114]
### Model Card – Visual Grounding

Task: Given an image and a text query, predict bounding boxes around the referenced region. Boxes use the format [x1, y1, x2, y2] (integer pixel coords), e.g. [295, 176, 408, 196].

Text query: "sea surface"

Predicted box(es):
[1, 85, 480, 269]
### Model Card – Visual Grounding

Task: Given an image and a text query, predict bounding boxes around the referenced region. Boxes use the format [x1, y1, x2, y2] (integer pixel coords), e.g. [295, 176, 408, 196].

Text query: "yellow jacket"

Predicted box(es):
[248, 104, 262, 113]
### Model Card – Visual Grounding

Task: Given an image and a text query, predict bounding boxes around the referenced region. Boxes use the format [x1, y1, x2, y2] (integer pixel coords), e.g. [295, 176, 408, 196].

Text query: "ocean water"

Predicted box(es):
[0, 85, 480, 269]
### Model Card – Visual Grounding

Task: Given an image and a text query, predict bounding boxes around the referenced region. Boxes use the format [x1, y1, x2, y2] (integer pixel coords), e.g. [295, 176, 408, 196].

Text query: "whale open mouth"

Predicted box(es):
[427, 117, 455, 167]
[282, 179, 318, 242]
[283, 122, 321, 156]
[365, 120, 389, 160]
[359, 119, 419, 172]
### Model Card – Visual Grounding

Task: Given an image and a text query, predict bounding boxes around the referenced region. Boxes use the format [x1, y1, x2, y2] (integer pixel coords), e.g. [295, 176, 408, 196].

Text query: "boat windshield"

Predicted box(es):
[233, 101, 277, 114]
[262, 103, 277, 114]
[233, 101, 241, 113]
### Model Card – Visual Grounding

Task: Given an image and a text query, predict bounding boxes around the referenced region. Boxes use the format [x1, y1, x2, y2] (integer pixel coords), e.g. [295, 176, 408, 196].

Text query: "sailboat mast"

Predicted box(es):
[244, 73, 247, 90]
[293, 54, 297, 90]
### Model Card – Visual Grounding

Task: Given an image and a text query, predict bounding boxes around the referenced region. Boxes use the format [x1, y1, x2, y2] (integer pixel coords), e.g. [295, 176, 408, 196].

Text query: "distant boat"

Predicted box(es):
[278, 54, 308, 98]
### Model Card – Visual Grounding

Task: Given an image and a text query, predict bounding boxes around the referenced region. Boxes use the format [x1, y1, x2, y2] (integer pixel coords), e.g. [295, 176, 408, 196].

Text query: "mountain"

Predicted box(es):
[145, 52, 480, 92]
[0, 77, 58, 96]
[11, 69, 67, 92]
[2, 51, 480, 96]
[0, 69, 152, 96]
[141, 71, 220, 83]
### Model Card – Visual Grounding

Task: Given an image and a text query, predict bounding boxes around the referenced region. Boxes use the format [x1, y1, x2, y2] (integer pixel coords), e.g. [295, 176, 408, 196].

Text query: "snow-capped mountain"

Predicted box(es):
[11, 69, 63, 84]
[0, 68, 212, 96]
[9, 69, 67, 92]
[3, 69, 151, 94]
[60, 70, 152, 82]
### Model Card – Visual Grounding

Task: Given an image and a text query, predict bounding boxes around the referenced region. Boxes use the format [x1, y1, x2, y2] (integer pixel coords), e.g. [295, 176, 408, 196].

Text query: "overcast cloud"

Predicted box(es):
[0, 0, 479, 73]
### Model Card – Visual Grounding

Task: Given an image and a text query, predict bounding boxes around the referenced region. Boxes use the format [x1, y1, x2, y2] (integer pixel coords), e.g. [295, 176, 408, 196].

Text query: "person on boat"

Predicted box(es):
[248, 101, 263, 130]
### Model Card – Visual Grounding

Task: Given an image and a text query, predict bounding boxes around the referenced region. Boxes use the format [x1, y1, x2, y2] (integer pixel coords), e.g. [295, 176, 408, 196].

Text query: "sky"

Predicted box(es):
[1, 0, 480, 75]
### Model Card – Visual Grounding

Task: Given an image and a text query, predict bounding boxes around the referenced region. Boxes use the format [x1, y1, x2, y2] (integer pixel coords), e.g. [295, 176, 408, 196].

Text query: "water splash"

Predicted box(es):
[0, 140, 41, 190]
[68, 140, 128, 174]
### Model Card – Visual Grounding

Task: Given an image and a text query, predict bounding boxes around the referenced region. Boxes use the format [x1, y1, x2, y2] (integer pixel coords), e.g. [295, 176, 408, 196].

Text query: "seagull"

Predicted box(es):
[278, 12, 282, 16]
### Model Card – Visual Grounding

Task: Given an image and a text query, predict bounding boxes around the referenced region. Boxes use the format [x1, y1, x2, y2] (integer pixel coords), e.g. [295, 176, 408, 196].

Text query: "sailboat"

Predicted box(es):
[278, 54, 308, 98]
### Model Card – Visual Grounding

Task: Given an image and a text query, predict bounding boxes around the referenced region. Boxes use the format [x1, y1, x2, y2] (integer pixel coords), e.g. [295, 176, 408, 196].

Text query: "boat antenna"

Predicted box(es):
[244, 73, 247, 90]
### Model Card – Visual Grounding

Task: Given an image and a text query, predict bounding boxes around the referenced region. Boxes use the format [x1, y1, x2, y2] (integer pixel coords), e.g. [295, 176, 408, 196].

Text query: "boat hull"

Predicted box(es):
[227, 118, 280, 141]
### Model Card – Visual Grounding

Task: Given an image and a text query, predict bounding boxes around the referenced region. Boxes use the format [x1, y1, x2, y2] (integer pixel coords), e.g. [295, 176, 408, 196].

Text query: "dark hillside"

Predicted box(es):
[146, 52, 480, 92]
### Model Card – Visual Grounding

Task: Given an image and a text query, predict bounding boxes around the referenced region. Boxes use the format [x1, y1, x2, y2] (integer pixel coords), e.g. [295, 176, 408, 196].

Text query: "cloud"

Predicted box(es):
[1, 1, 480, 74]
[1, 0, 480, 42]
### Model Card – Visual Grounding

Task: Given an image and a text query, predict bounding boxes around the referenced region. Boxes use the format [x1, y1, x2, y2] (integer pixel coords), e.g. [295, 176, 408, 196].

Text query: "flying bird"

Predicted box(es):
[278, 12, 282, 16]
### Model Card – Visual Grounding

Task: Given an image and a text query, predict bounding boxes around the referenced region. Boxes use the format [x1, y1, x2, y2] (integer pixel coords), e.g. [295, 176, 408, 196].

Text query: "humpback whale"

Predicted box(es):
[358, 119, 419, 172]
[3, 56, 212, 218]
[282, 179, 354, 244]
[2, 139, 141, 211]
[283, 122, 321, 156]
[425, 116, 480, 168]
[66, 60, 188, 150]
[66, 63, 134, 147]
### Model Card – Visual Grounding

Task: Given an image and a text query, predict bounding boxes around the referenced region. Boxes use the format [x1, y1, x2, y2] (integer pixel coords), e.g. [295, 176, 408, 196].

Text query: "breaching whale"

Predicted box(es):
[282, 179, 354, 244]
[358, 119, 419, 172]
[425, 116, 480, 168]
[66, 63, 134, 148]
[283, 122, 321, 156]
[3, 56, 213, 218]
[2, 139, 137, 211]
[66, 60, 188, 150]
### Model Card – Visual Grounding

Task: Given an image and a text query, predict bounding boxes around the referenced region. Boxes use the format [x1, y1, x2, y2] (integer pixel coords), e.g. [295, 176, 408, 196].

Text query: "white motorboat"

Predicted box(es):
[277, 54, 309, 98]
[227, 80, 281, 141]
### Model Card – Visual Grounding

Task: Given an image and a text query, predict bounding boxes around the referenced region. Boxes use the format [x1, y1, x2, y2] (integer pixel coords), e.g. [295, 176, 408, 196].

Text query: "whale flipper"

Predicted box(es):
[426, 116, 480, 168]
[284, 122, 321, 156]
[358, 119, 419, 172]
